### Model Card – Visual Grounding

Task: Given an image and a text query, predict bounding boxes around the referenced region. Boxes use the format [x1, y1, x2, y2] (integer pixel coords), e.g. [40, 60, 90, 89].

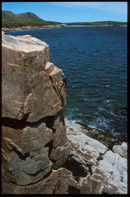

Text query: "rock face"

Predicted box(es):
[2, 34, 70, 193]
[2, 34, 127, 194]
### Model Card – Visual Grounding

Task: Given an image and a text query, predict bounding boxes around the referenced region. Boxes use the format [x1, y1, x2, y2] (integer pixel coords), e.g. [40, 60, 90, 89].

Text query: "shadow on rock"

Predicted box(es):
[63, 158, 87, 182]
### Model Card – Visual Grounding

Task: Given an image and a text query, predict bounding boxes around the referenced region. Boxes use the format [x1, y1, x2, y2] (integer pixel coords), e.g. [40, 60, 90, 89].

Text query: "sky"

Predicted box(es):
[2, 2, 127, 23]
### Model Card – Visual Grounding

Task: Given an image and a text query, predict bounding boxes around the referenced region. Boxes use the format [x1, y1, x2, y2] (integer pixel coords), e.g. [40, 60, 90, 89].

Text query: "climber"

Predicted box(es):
[56, 73, 68, 88]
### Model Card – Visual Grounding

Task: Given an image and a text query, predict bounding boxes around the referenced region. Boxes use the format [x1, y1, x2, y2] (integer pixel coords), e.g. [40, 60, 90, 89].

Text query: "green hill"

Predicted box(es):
[65, 21, 127, 26]
[2, 11, 61, 28]
[2, 11, 127, 28]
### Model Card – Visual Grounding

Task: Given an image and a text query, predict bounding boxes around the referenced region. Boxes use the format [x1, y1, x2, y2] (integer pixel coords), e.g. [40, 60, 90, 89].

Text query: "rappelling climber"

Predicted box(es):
[56, 73, 68, 88]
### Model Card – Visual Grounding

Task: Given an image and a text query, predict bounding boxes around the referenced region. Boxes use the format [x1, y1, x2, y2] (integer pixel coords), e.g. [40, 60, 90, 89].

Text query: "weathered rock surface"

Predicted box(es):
[112, 142, 127, 159]
[2, 34, 70, 194]
[65, 119, 127, 194]
[75, 121, 127, 150]
[2, 167, 78, 194]
[2, 34, 127, 194]
[2, 34, 66, 121]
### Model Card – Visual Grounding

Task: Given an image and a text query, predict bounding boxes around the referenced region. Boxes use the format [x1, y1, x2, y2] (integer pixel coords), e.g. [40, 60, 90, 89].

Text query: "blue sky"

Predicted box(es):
[2, 2, 127, 23]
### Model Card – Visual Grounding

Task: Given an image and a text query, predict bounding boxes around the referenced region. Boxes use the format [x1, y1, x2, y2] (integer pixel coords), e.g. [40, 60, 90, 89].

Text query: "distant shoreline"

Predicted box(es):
[67, 24, 127, 27]
[2, 24, 127, 33]
[2, 24, 67, 33]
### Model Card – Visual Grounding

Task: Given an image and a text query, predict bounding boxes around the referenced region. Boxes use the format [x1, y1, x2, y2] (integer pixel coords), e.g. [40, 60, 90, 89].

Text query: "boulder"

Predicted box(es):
[2, 34, 66, 122]
[112, 142, 127, 159]
[98, 150, 127, 182]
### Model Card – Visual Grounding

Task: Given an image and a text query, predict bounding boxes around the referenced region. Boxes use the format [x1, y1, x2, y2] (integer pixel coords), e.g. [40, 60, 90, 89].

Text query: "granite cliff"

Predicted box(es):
[2, 34, 127, 194]
[2, 34, 71, 193]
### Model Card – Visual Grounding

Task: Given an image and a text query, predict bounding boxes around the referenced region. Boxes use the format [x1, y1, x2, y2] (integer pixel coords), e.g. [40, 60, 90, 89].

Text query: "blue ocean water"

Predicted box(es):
[6, 26, 127, 137]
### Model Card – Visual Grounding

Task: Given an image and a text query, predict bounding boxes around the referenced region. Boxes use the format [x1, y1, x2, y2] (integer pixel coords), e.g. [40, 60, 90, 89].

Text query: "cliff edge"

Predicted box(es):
[2, 34, 127, 194]
[2, 34, 71, 193]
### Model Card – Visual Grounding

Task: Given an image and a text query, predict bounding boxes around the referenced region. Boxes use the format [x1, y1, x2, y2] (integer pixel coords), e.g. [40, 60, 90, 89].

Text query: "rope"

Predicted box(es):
[50, 54, 57, 66]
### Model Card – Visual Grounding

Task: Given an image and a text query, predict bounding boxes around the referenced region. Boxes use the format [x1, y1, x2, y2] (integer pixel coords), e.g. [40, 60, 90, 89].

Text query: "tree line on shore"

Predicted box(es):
[66, 21, 127, 26]
[2, 11, 127, 28]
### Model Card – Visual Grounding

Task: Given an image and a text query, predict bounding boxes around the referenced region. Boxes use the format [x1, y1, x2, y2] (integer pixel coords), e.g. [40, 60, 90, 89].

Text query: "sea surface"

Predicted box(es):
[6, 26, 127, 138]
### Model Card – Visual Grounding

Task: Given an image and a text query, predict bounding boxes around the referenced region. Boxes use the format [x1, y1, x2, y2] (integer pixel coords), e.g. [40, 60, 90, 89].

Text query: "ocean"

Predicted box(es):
[6, 26, 127, 138]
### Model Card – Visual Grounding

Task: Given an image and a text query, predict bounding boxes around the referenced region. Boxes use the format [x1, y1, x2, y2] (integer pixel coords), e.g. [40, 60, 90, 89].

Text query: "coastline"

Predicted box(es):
[2, 32, 127, 194]
[66, 24, 127, 27]
[2, 24, 67, 33]
[65, 118, 127, 149]
[2, 24, 127, 33]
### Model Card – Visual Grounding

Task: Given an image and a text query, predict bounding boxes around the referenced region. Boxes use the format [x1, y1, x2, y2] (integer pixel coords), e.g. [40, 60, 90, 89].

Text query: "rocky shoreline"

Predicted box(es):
[3, 119, 127, 194]
[2, 24, 127, 34]
[75, 120, 127, 150]
[2, 33, 127, 194]
[2, 24, 67, 33]
[64, 119, 127, 194]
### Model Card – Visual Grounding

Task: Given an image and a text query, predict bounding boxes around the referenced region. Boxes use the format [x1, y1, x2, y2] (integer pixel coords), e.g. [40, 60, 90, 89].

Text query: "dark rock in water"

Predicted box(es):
[76, 121, 127, 150]
[115, 107, 127, 116]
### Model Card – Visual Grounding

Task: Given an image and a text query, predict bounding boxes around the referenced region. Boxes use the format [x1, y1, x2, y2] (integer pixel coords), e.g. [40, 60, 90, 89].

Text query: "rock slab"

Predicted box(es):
[65, 119, 127, 194]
